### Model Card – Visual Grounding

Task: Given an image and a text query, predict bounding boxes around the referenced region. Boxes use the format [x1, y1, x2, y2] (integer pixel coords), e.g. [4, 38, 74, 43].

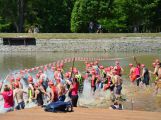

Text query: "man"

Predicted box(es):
[114, 61, 124, 76]
[151, 59, 161, 94]
[13, 82, 27, 110]
[141, 64, 150, 86]
[113, 70, 123, 98]
[48, 81, 58, 102]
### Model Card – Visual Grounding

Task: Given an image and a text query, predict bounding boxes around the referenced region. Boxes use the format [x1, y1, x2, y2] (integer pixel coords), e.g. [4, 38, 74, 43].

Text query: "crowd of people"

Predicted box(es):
[0, 58, 161, 113]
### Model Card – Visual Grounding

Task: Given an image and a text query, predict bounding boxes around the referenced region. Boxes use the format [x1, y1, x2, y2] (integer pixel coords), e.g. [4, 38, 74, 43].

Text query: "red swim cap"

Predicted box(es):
[36, 74, 40, 79]
[115, 61, 119, 64]
[14, 82, 19, 88]
[141, 64, 145, 67]
[34, 83, 39, 87]
[129, 63, 133, 67]
[65, 72, 70, 78]
[48, 81, 54, 85]
[10, 77, 15, 83]
[94, 61, 98, 65]
[99, 65, 104, 69]
[39, 79, 43, 84]
[16, 77, 21, 81]
[28, 76, 33, 83]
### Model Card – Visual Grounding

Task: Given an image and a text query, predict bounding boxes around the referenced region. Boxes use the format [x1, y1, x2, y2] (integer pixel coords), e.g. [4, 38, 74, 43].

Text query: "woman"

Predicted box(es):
[32, 83, 44, 106]
[70, 78, 79, 107]
[0, 85, 14, 113]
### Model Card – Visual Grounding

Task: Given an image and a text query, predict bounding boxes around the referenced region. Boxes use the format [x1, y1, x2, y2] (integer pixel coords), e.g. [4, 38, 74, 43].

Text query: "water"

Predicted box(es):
[0, 52, 161, 112]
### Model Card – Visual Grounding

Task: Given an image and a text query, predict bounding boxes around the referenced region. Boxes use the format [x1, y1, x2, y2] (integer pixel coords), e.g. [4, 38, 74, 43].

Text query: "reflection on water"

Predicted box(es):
[0, 52, 161, 112]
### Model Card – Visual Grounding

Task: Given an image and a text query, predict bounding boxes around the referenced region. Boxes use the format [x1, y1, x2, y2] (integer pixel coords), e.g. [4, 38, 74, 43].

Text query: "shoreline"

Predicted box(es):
[0, 107, 161, 120]
[0, 37, 161, 52]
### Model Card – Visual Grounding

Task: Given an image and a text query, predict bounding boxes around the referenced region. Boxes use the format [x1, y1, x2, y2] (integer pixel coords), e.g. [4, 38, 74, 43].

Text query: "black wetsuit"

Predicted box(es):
[36, 89, 44, 106]
[142, 67, 150, 85]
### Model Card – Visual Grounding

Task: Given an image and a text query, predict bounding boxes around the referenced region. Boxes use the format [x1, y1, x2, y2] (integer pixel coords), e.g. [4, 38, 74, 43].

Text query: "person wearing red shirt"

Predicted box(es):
[0, 85, 14, 113]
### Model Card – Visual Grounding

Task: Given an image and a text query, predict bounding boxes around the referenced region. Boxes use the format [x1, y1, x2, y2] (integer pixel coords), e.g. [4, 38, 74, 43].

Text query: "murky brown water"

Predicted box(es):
[0, 52, 161, 112]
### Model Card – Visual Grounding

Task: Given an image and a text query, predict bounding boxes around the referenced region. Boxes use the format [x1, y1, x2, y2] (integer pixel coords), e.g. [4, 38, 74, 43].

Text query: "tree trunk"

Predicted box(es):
[18, 0, 24, 33]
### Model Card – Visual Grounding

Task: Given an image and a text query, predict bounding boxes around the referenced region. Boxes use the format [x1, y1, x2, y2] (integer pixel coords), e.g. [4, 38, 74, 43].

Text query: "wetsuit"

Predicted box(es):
[36, 89, 44, 106]
[142, 67, 150, 85]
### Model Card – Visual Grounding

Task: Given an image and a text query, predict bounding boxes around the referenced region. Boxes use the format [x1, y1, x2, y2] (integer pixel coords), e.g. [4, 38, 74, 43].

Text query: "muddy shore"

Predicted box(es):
[0, 107, 161, 120]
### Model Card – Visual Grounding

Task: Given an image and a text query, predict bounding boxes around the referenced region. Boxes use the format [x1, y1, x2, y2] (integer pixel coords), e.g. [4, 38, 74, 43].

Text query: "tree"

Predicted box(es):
[0, 0, 25, 32]
[71, 0, 127, 33]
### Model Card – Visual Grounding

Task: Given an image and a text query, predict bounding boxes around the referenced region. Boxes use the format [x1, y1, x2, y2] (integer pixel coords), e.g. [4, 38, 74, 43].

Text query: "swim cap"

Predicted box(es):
[39, 79, 43, 84]
[36, 74, 40, 79]
[94, 61, 98, 65]
[60, 63, 64, 67]
[28, 76, 33, 83]
[48, 81, 54, 85]
[10, 77, 15, 83]
[57, 68, 61, 71]
[141, 64, 145, 67]
[129, 64, 133, 67]
[44, 66, 48, 71]
[65, 72, 70, 78]
[16, 77, 21, 81]
[115, 61, 119, 65]
[34, 83, 39, 87]
[99, 65, 104, 69]
[14, 82, 19, 88]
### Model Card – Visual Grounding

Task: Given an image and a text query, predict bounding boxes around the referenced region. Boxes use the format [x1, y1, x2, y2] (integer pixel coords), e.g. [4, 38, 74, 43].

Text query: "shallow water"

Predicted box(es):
[0, 52, 161, 112]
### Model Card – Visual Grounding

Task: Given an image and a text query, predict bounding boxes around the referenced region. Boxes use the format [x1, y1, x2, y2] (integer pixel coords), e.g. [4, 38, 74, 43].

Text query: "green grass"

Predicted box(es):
[0, 33, 161, 39]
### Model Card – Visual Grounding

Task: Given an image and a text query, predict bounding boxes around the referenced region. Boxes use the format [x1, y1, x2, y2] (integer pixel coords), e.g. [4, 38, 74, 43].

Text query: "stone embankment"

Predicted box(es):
[0, 37, 161, 52]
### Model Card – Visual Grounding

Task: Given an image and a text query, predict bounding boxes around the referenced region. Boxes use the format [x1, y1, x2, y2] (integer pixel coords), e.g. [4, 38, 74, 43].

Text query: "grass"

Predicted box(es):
[0, 33, 161, 39]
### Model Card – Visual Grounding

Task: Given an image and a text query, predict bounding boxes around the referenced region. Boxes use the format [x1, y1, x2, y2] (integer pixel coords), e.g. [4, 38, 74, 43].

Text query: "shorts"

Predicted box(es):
[116, 85, 122, 95]
[15, 101, 25, 110]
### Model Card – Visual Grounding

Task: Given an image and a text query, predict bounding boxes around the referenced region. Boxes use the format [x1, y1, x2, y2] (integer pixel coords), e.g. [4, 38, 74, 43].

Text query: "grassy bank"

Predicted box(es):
[0, 33, 161, 39]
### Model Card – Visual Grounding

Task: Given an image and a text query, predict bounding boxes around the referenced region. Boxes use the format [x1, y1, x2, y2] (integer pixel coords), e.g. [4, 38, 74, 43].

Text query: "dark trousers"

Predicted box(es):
[71, 95, 78, 107]
[136, 75, 141, 86]
[15, 101, 25, 110]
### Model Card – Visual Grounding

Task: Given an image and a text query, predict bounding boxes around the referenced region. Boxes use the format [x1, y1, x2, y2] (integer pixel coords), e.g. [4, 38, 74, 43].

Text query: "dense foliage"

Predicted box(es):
[0, 0, 161, 33]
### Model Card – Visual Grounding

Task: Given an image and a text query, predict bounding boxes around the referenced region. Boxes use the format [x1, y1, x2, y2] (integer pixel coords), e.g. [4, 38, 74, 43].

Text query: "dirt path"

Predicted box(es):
[0, 107, 161, 120]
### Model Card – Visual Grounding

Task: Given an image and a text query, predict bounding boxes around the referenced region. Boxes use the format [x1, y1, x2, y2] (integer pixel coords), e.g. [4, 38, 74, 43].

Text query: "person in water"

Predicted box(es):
[48, 81, 58, 103]
[135, 63, 141, 86]
[57, 79, 66, 101]
[151, 59, 161, 94]
[141, 64, 150, 86]
[70, 78, 79, 107]
[13, 82, 27, 110]
[129, 64, 136, 84]
[32, 83, 44, 106]
[114, 61, 124, 76]
[0, 85, 14, 113]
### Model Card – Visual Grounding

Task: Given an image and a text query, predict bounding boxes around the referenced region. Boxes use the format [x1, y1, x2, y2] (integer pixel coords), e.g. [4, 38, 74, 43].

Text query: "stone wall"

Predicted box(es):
[0, 37, 161, 52]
